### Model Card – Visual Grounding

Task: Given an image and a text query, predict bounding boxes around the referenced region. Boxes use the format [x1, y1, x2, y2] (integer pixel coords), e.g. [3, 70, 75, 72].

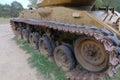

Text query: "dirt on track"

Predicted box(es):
[0, 24, 43, 80]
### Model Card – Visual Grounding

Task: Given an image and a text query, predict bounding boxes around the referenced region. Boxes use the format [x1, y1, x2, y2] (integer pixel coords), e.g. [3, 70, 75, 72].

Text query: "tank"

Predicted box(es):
[10, 0, 120, 79]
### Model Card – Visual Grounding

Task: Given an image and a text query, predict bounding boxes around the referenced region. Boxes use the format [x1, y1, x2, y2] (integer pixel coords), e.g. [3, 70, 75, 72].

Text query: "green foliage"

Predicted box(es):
[0, 17, 10, 23]
[94, 0, 104, 8]
[28, 0, 38, 8]
[0, 1, 24, 18]
[116, 6, 120, 12]
[0, 4, 11, 18]
[11, 1, 24, 17]
[15, 39, 66, 80]
[95, 0, 120, 12]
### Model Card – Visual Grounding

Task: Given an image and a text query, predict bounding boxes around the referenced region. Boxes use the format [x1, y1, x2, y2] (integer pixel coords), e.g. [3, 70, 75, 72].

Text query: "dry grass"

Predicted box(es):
[0, 17, 10, 24]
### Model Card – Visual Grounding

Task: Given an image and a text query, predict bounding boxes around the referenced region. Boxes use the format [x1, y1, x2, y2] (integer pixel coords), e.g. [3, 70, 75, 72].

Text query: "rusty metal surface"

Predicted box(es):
[37, 0, 95, 7]
[74, 37, 108, 72]
[11, 18, 120, 79]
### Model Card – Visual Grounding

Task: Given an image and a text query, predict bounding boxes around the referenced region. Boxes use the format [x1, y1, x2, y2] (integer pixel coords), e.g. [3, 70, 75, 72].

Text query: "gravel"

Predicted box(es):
[0, 24, 43, 80]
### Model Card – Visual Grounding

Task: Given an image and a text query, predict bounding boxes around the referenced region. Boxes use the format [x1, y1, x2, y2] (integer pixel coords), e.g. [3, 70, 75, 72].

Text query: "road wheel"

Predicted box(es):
[22, 29, 27, 40]
[33, 32, 40, 49]
[26, 28, 30, 43]
[54, 45, 76, 72]
[39, 36, 54, 57]
[29, 33, 35, 48]
[16, 27, 22, 40]
[74, 36, 108, 72]
[29, 32, 40, 49]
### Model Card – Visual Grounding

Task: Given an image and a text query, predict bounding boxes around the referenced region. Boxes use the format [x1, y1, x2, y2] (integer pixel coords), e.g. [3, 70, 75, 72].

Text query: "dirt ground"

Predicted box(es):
[0, 24, 43, 80]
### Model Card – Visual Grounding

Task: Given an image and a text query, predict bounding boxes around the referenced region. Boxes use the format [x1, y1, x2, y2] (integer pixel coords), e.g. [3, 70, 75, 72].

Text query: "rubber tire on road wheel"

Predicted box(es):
[25, 28, 30, 43]
[16, 27, 23, 40]
[53, 45, 76, 72]
[74, 36, 108, 72]
[39, 36, 54, 57]
[29, 33, 35, 48]
[32, 32, 40, 50]
[22, 29, 27, 41]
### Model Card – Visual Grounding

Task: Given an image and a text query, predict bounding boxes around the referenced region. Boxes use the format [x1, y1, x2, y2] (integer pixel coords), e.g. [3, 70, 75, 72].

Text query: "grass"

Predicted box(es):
[14, 38, 120, 80]
[106, 68, 120, 80]
[0, 17, 10, 24]
[14, 38, 66, 80]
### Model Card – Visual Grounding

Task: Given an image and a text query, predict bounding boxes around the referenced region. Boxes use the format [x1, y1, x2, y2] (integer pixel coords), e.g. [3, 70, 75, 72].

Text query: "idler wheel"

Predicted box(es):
[74, 36, 108, 72]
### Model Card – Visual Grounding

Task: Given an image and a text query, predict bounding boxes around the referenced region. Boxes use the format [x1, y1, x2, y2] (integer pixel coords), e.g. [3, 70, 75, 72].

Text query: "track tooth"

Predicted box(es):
[113, 68, 117, 74]
[89, 30, 94, 36]
[61, 26, 65, 31]
[58, 26, 62, 30]
[71, 28, 76, 33]
[68, 27, 72, 32]
[79, 29, 83, 34]
[62, 26, 65, 31]
[57, 26, 60, 30]
[66, 72, 72, 80]
[83, 29, 89, 35]
[83, 73, 91, 80]
[107, 66, 116, 77]
[115, 64, 120, 70]
[63, 26, 67, 31]
[49, 24, 53, 28]
[107, 66, 115, 77]
[44, 23, 49, 27]
[94, 32, 104, 41]
[100, 39, 104, 43]
[109, 54, 119, 66]
[53, 25, 58, 29]
[103, 42, 112, 51]
[49, 25, 53, 28]
[64, 27, 68, 32]
[66, 27, 69, 31]
[75, 72, 86, 80]
[110, 57, 119, 66]
[104, 39, 112, 45]
[108, 49, 120, 76]
[76, 28, 79, 33]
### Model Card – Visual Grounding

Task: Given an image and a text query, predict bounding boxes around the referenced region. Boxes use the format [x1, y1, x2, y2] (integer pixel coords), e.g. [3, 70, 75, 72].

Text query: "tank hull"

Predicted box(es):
[10, 6, 120, 80]
[19, 7, 120, 36]
[37, 0, 95, 7]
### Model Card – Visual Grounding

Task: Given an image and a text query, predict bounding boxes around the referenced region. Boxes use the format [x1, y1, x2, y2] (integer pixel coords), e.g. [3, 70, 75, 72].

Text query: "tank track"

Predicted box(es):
[11, 18, 120, 80]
